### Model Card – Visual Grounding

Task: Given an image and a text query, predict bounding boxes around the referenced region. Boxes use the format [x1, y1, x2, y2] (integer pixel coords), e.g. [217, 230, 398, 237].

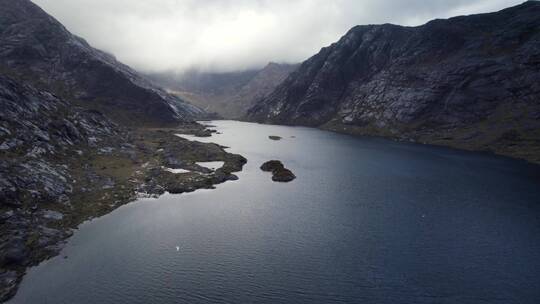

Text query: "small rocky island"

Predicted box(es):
[260, 160, 296, 182]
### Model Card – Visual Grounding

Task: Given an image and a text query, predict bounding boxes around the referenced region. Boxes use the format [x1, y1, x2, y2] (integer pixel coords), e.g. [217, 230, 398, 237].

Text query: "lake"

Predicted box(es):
[10, 120, 540, 303]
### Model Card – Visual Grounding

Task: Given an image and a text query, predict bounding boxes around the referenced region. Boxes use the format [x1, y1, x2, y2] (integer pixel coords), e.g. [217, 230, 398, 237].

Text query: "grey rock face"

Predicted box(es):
[0, 270, 17, 300]
[0, 0, 206, 125]
[0, 74, 119, 278]
[0, 73, 122, 207]
[248, 2, 540, 163]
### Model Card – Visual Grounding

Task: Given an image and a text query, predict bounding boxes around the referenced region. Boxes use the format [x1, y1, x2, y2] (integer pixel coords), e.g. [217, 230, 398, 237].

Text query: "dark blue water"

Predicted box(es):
[10, 121, 540, 303]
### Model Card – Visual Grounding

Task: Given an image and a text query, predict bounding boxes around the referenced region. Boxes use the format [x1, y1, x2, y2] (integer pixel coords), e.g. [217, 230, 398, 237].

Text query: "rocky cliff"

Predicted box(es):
[0, 72, 124, 300]
[0, 72, 245, 299]
[0, 0, 205, 126]
[248, 2, 540, 163]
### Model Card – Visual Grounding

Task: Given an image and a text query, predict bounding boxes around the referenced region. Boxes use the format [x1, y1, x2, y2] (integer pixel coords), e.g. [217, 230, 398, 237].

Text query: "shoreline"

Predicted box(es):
[237, 118, 540, 165]
[0, 124, 246, 302]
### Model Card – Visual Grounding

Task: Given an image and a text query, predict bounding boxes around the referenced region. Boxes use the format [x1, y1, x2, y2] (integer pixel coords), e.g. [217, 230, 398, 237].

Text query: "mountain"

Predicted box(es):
[0, 1, 246, 300]
[149, 62, 298, 119]
[160, 69, 260, 95]
[225, 62, 300, 118]
[148, 69, 258, 117]
[0, 0, 205, 126]
[248, 1, 540, 163]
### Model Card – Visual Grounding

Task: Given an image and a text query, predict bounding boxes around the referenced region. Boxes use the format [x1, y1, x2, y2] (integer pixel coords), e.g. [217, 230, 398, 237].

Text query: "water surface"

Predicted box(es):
[11, 121, 540, 303]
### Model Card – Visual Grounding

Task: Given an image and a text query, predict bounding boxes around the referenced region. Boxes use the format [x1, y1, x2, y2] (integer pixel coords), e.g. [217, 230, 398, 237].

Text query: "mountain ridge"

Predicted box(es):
[0, 0, 206, 126]
[0, 1, 246, 300]
[247, 1, 540, 163]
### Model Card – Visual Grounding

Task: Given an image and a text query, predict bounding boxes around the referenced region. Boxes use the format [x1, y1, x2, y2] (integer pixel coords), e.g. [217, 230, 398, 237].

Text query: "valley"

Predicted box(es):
[1, 0, 539, 302]
[148, 62, 298, 119]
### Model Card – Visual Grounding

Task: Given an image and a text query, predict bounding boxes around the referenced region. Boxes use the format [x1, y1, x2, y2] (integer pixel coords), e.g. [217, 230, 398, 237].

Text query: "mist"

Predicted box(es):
[33, 0, 523, 73]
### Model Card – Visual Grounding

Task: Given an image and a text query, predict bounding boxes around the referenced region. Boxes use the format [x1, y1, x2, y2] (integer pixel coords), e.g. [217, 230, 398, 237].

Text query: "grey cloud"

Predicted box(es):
[32, 0, 523, 73]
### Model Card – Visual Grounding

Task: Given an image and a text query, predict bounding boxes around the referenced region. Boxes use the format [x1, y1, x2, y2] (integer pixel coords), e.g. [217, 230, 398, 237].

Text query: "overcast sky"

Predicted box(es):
[33, 0, 523, 74]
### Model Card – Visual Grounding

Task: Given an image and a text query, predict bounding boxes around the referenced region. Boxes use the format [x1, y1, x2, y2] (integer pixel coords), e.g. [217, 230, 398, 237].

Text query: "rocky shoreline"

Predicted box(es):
[0, 1, 247, 301]
[0, 124, 246, 302]
[321, 121, 540, 165]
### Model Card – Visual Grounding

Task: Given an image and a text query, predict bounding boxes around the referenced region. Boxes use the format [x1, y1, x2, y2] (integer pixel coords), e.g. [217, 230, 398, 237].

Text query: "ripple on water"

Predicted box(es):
[10, 120, 540, 304]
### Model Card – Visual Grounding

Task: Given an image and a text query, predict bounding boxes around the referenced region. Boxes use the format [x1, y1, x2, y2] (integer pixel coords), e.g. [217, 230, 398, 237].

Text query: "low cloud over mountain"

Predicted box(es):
[33, 0, 521, 73]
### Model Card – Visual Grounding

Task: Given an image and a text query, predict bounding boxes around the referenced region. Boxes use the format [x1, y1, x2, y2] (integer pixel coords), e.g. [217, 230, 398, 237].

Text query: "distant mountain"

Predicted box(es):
[226, 63, 301, 118]
[156, 69, 260, 95]
[148, 62, 298, 119]
[248, 2, 540, 163]
[0, 0, 205, 126]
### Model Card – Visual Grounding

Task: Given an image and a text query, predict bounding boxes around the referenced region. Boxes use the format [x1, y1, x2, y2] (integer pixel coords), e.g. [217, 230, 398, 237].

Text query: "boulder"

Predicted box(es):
[260, 160, 285, 172]
[260, 160, 296, 182]
[272, 168, 296, 182]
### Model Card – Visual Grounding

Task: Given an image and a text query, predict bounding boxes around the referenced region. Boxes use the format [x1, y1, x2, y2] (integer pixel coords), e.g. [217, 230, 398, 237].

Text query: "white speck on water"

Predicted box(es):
[176, 246, 180, 251]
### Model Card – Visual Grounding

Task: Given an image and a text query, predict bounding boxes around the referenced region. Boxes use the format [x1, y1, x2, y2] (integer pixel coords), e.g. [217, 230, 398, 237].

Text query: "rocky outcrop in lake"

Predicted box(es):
[248, 2, 540, 164]
[261, 160, 296, 182]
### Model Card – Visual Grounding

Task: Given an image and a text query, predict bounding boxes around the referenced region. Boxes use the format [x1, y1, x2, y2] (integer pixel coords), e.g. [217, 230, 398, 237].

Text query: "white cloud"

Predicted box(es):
[32, 0, 524, 73]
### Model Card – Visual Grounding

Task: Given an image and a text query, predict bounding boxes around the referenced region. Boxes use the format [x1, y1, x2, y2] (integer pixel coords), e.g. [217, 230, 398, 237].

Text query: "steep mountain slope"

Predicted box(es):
[0, 0, 205, 125]
[0, 72, 125, 300]
[0, 72, 245, 300]
[0, 1, 245, 300]
[248, 2, 540, 163]
[150, 62, 298, 118]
